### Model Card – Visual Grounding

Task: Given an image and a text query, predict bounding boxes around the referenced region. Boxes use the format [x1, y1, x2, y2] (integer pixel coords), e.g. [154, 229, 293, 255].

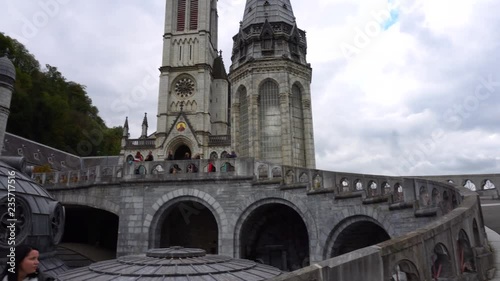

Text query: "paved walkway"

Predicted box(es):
[486, 227, 500, 280]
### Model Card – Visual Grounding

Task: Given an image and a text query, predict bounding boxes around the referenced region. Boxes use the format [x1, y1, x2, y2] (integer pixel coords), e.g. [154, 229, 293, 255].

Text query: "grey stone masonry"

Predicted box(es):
[33, 158, 494, 270]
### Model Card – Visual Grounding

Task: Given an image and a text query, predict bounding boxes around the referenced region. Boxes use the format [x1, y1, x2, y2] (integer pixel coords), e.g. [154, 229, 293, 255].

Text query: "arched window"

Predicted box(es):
[457, 230, 475, 273]
[176, 0, 186, 31]
[259, 80, 281, 163]
[238, 87, 249, 157]
[176, 0, 198, 31]
[189, 0, 198, 30]
[291, 84, 305, 167]
[431, 243, 453, 279]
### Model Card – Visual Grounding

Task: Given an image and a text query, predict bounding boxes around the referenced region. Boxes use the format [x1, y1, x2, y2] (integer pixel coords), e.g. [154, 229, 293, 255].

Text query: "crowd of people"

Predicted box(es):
[131, 150, 237, 174]
[133, 150, 237, 162]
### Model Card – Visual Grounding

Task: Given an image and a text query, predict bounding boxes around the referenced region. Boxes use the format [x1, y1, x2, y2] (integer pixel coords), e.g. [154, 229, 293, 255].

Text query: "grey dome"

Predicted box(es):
[0, 56, 16, 87]
[0, 157, 67, 276]
[241, 0, 296, 29]
[57, 247, 282, 280]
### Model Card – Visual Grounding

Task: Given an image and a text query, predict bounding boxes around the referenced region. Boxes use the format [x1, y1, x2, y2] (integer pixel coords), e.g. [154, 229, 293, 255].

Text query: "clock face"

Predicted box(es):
[175, 78, 195, 98]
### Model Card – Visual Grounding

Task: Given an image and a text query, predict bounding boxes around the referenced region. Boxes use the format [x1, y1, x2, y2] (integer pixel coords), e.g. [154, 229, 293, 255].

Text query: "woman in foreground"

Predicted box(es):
[1, 245, 54, 281]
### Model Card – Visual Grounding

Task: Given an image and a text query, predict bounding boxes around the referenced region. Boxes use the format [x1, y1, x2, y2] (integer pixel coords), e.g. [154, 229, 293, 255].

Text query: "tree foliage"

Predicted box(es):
[0, 32, 122, 156]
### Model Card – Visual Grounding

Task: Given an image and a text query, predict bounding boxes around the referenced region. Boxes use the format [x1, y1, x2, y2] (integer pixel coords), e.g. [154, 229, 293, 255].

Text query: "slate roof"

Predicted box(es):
[241, 0, 296, 28]
[2, 133, 121, 171]
[57, 247, 282, 280]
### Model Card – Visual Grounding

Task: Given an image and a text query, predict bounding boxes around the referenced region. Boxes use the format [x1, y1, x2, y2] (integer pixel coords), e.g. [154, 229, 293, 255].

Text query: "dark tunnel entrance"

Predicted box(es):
[61, 205, 118, 257]
[240, 204, 309, 271]
[330, 219, 390, 257]
[160, 201, 218, 254]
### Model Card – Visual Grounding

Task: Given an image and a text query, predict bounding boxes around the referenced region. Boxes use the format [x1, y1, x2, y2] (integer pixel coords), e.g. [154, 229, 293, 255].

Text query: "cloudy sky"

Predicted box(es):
[1, 0, 499, 177]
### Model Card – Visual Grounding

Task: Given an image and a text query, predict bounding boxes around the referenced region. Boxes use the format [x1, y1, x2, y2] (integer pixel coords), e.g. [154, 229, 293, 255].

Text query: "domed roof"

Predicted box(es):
[241, 0, 296, 29]
[0, 55, 16, 86]
[0, 157, 67, 276]
[57, 247, 282, 280]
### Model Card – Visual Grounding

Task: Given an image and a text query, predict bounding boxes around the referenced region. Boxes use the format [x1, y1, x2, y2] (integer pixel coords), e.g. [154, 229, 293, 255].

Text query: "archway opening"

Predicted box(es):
[240, 204, 309, 271]
[331, 220, 390, 257]
[160, 201, 218, 254]
[175, 145, 191, 160]
[60, 205, 118, 265]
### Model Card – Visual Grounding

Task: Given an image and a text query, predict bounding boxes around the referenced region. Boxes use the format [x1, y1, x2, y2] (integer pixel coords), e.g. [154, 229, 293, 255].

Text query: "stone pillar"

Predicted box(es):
[0, 55, 16, 153]
[280, 92, 292, 166]
[249, 94, 260, 159]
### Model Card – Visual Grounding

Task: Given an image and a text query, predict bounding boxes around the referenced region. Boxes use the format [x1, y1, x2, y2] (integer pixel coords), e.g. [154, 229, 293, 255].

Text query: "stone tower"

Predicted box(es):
[0, 54, 16, 153]
[155, 0, 230, 160]
[229, 0, 316, 168]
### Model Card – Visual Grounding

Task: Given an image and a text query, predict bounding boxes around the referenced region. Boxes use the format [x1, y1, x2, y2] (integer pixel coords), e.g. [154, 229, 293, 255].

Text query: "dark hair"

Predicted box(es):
[2, 245, 40, 281]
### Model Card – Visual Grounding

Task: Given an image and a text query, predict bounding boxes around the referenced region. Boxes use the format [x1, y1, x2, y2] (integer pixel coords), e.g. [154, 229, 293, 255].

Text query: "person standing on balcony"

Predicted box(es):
[134, 151, 144, 162]
[167, 150, 174, 160]
[145, 151, 154, 161]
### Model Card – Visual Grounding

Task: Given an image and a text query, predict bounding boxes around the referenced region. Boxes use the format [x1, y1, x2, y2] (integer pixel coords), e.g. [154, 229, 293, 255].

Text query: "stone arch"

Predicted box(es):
[368, 180, 377, 196]
[151, 164, 165, 174]
[53, 193, 120, 216]
[291, 81, 306, 93]
[237, 85, 249, 157]
[167, 136, 194, 159]
[233, 194, 318, 262]
[355, 179, 363, 191]
[431, 188, 440, 207]
[340, 177, 350, 192]
[419, 186, 430, 207]
[146, 189, 228, 254]
[234, 84, 248, 104]
[392, 259, 420, 281]
[431, 243, 454, 279]
[463, 179, 476, 191]
[257, 78, 279, 92]
[258, 79, 281, 162]
[457, 229, 475, 273]
[382, 181, 391, 195]
[210, 151, 218, 159]
[394, 183, 404, 202]
[324, 215, 391, 259]
[482, 179, 495, 190]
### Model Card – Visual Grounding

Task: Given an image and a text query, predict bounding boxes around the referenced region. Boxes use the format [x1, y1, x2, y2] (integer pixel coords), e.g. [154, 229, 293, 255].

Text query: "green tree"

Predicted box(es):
[0, 32, 122, 156]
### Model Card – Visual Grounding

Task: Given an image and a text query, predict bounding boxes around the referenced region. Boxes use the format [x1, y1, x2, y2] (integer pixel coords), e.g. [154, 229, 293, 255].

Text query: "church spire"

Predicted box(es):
[122, 117, 129, 138]
[141, 113, 148, 139]
[230, 0, 308, 70]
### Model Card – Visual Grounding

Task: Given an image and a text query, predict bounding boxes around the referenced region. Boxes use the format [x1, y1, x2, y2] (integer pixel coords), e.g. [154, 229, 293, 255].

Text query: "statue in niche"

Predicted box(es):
[299, 173, 309, 183]
[313, 174, 322, 190]
[272, 167, 282, 178]
[285, 170, 294, 184]
[258, 164, 268, 178]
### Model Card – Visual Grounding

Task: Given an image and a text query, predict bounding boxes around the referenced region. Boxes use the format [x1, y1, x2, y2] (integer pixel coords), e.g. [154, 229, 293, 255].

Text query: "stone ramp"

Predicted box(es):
[56, 243, 116, 269]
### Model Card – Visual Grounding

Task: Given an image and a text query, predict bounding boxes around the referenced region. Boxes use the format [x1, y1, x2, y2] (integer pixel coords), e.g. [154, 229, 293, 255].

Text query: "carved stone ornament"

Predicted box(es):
[0, 195, 32, 247]
[49, 202, 65, 245]
[175, 78, 195, 98]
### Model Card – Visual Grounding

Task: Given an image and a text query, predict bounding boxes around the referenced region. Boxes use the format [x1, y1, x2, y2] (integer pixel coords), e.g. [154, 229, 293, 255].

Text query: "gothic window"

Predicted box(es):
[176, 0, 186, 31]
[175, 77, 195, 98]
[189, 0, 198, 30]
[291, 84, 305, 167]
[176, 0, 198, 31]
[238, 87, 249, 157]
[239, 41, 246, 59]
[259, 80, 281, 163]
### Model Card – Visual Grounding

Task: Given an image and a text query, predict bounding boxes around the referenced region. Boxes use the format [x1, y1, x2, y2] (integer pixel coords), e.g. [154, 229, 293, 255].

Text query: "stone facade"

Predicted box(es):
[122, 0, 316, 168]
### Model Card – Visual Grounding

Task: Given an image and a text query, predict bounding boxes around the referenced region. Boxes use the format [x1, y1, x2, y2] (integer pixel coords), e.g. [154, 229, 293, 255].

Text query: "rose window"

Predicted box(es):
[175, 78, 195, 98]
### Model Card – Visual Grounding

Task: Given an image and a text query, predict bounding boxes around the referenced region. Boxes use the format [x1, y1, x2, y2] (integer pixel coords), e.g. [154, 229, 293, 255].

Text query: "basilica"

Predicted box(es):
[121, 0, 316, 169]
